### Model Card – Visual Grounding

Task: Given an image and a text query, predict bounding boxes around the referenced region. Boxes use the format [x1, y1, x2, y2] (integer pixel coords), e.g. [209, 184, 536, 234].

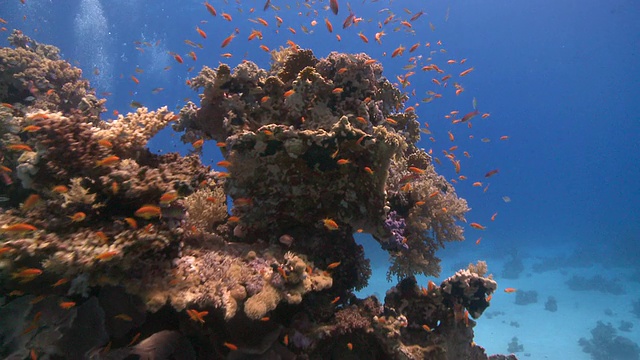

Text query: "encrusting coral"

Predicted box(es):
[0, 35, 512, 359]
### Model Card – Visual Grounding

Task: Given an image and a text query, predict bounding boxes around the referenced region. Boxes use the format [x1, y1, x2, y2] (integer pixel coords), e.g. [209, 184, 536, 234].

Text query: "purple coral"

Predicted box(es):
[383, 211, 408, 251]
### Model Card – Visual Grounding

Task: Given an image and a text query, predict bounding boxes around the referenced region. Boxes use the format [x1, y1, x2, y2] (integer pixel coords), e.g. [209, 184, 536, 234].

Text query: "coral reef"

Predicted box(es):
[0, 36, 512, 359]
[514, 290, 537, 306]
[579, 321, 640, 360]
[544, 296, 558, 312]
[507, 337, 524, 353]
[566, 274, 625, 295]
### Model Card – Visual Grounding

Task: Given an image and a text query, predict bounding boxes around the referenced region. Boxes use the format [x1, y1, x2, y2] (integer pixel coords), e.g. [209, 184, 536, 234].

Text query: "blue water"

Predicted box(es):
[2, 0, 639, 358]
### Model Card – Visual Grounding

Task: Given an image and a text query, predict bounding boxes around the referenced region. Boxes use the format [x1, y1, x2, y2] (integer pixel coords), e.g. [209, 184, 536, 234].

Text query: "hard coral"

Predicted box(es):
[1, 31, 104, 117]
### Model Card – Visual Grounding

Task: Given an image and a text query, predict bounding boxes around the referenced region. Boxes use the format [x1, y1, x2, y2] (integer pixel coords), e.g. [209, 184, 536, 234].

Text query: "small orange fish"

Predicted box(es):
[228, 216, 240, 223]
[1, 223, 37, 233]
[12, 268, 43, 279]
[204, 1, 216, 16]
[499, 135, 509, 141]
[160, 191, 179, 205]
[221, 13, 232, 21]
[247, 29, 263, 41]
[336, 159, 350, 165]
[330, 296, 340, 304]
[255, 17, 268, 26]
[21, 194, 41, 211]
[259, 44, 270, 52]
[69, 212, 86, 222]
[223, 342, 238, 351]
[191, 139, 204, 149]
[363, 167, 374, 175]
[470, 222, 485, 230]
[95, 250, 119, 261]
[6, 144, 33, 152]
[358, 32, 369, 43]
[323, 218, 338, 231]
[491, 212, 498, 221]
[325, 18, 333, 33]
[51, 278, 69, 287]
[124, 217, 138, 229]
[504, 287, 517, 293]
[217, 160, 232, 168]
[174, 54, 184, 64]
[114, 313, 133, 321]
[196, 26, 207, 39]
[22, 125, 41, 132]
[391, 45, 405, 58]
[97, 139, 113, 148]
[187, 309, 209, 323]
[283, 89, 295, 97]
[459, 67, 475, 77]
[95, 156, 120, 167]
[428, 280, 437, 291]
[134, 205, 162, 219]
[131, 75, 140, 84]
[221, 34, 235, 48]
[59, 301, 76, 309]
[326, 261, 341, 269]
[347, 343, 353, 350]
[422, 324, 431, 331]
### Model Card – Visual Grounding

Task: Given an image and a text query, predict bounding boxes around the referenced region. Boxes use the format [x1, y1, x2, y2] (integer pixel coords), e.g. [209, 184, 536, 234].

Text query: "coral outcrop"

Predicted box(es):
[0, 35, 510, 359]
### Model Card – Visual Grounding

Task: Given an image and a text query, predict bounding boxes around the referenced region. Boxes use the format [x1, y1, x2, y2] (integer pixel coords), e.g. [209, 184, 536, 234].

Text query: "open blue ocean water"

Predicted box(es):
[1, 0, 639, 359]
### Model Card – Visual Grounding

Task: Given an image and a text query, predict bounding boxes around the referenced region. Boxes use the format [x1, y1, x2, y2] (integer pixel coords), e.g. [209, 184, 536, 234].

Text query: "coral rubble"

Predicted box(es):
[0, 35, 510, 359]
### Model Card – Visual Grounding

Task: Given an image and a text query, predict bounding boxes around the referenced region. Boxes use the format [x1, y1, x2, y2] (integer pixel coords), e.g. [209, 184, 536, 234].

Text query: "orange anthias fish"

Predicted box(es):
[95, 156, 120, 167]
[159, 191, 179, 205]
[187, 309, 209, 323]
[204, 1, 216, 16]
[6, 144, 33, 152]
[95, 250, 119, 261]
[69, 212, 86, 222]
[196, 26, 207, 39]
[134, 205, 162, 219]
[12, 268, 43, 281]
[221, 34, 235, 48]
[59, 301, 76, 309]
[504, 287, 517, 293]
[469, 222, 486, 230]
[323, 218, 339, 231]
[1, 223, 37, 233]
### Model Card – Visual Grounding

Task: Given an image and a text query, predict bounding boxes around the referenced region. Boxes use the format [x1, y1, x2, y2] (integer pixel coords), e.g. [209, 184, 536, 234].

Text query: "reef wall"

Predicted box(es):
[0, 32, 511, 359]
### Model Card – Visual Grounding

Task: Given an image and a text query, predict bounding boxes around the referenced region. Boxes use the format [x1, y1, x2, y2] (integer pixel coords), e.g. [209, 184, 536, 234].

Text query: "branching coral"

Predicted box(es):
[92, 106, 177, 155]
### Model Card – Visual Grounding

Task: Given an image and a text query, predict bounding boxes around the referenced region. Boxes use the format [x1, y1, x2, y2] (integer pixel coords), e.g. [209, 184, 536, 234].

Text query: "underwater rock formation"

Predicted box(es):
[0, 34, 510, 359]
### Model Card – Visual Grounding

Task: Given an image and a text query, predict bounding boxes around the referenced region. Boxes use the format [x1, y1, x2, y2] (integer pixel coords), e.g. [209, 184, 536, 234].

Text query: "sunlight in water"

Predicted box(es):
[73, 0, 112, 93]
